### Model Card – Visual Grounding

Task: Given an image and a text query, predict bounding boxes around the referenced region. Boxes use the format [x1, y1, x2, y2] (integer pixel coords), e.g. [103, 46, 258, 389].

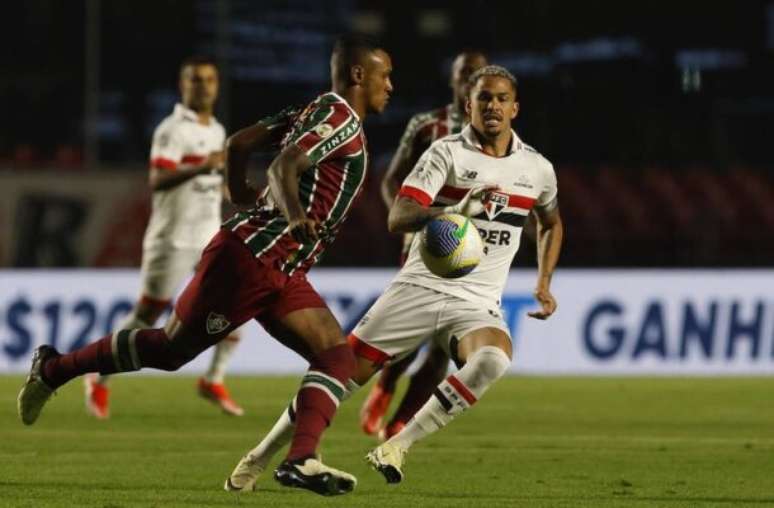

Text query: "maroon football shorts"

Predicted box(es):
[175, 229, 328, 344]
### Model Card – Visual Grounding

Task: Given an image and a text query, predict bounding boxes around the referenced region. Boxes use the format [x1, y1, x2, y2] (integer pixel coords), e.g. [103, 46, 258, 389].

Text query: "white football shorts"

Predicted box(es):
[350, 282, 510, 366]
[139, 245, 202, 301]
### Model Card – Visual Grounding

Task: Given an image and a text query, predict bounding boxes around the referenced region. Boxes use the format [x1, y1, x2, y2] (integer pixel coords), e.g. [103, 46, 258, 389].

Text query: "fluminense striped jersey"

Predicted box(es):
[223, 92, 367, 274]
[396, 125, 558, 307]
[398, 104, 465, 166]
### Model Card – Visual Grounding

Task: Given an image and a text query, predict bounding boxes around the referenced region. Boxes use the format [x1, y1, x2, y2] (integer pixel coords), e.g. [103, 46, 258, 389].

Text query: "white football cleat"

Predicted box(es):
[224, 454, 267, 491]
[366, 441, 407, 484]
[17, 345, 59, 425]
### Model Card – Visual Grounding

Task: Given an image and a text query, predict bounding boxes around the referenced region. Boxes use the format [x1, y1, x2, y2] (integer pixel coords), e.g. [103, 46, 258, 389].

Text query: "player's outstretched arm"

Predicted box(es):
[149, 152, 223, 192]
[528, 204, 563, 320]
[388, 185, 496, 234]
[267, 144, 318, 243]
[225, 123, 278, 206]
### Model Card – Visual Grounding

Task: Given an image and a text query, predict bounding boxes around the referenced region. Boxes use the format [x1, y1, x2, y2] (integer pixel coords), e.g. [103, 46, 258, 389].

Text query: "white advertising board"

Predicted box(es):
[1, 269, 772, 375]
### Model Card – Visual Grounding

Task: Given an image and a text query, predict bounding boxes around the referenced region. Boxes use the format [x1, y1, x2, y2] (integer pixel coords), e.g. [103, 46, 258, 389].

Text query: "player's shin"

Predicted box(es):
[286, 344, 357, 461]
[205, 335, 239, 383]
[389, 346, 510, 449]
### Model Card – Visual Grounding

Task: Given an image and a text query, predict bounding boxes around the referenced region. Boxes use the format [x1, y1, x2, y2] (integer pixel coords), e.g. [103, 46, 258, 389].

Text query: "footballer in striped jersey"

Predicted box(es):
[19, 35, 393, 497]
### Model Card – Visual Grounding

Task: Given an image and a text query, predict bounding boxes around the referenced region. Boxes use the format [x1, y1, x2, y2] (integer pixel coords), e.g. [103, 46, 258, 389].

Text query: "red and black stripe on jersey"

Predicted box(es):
[222, 93, 367, 275]
[400, 183, 536, 228]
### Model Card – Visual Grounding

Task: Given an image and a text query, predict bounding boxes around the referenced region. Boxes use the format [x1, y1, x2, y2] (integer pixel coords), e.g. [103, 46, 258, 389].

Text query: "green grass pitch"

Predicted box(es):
[2, 375, 774, 507]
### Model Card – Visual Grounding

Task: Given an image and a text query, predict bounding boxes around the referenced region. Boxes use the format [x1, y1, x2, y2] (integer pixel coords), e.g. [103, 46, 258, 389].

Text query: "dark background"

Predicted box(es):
[3, 0, 773, 267]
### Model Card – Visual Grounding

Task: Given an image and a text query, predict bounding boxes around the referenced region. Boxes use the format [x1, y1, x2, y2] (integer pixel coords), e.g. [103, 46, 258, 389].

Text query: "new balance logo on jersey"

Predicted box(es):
[462, 170, 478, 180]
[206, 312, 230, 335]
[484, 192, 508, 220]
[513, 174, 533, 189]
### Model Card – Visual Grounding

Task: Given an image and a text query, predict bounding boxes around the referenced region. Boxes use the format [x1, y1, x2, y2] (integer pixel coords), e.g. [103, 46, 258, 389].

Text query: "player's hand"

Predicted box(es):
[528, 287, 557, 320]
[206, 151, 225, 172]
[445, 184, 499, 217]
[288, 217, 319, 244]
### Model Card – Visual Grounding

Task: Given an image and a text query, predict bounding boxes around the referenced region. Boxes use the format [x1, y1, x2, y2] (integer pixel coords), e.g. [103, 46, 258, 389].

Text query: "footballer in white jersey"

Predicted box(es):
[85, 57, 244, 419]
[352, 66, 563, 483]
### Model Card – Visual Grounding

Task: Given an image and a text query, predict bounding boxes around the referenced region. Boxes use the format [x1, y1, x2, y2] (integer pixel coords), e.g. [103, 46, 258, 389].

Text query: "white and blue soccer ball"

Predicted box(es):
[419, 213, 483, 278]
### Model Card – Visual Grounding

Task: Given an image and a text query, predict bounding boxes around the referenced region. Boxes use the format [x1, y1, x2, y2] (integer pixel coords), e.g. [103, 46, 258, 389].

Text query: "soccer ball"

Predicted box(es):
[419, 213, 483, 278]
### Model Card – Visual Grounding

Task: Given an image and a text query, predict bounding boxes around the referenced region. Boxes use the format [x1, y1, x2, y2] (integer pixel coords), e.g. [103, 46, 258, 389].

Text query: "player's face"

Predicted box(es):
[362, 49, 393, 114]
[180, 64, 219, 111]
[451, 53, 487, 103]
[466, 76, 518, 138]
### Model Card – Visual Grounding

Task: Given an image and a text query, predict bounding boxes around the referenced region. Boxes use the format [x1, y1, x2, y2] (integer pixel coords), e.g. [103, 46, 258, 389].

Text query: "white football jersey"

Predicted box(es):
[143, 103, 226, 250]
[395, 125, 558, 307]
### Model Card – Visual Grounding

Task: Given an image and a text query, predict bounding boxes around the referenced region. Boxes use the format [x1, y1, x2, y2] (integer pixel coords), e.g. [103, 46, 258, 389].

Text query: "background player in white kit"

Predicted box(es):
[224, 65, 563, 489]
[85, 56, 244, 418]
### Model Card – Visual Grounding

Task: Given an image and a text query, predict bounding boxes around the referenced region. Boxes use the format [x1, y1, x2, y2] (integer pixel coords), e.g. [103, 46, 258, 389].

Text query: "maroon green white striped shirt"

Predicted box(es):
[223, 92, 368, 274]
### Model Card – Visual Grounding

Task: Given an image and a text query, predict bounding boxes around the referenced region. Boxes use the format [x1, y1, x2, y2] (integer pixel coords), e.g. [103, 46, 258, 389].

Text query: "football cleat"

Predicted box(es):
[359, 384, 393, 435]
[17, 345, 59, 425]
[224, 454, 266, 492]
[378, 420, 406, 442]
[84, 374, 110, 419]
[366, 441, 407, 484]
[197, 378, 244, 416]
[274, 456, 357, 496]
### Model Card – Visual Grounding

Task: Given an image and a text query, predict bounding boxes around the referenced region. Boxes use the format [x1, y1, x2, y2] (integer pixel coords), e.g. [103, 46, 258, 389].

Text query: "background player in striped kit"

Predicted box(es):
[19, 35, 393, 497]
[84, 56, 244, 419]
[360, 50, 487, 439]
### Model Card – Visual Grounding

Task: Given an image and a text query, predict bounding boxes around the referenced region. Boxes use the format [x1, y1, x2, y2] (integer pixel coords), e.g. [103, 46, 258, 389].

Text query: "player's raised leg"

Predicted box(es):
[367, 327, 511, 483]
[85, 296, 166, 419]
[18, 229, 256, 426]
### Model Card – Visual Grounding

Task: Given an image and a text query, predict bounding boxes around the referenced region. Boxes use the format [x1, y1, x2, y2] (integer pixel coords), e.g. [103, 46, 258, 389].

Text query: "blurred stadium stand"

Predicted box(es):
[2, 0, 773, 267]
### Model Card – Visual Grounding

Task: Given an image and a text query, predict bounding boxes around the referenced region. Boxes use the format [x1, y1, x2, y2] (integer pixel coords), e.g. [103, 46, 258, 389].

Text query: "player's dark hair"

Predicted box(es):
[331, 34, 384, 84]
[468, 65, 518, 93]
[179, 55, 219, 75]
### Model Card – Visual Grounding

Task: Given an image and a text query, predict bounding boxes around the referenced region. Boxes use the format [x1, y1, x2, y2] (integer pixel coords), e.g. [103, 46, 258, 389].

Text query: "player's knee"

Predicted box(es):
[467, 346, 510, 386]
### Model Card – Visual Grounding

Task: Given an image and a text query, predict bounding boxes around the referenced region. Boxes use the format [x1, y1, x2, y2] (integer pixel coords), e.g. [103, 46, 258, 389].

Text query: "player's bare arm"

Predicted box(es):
[224, 123, 277, 205]
[528, 203, 563, 320]
[381, 144, 413, 208]
[267, 143, 318, 243]
[388, 184, 497, 233]
[149, 151, 223, 192]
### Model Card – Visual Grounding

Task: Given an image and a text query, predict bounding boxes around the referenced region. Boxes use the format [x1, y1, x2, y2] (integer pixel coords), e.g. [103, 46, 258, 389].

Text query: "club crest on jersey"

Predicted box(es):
[485, 192, 508, 220]
[314, 123, 334, 138]
[206, 312, 230, 335]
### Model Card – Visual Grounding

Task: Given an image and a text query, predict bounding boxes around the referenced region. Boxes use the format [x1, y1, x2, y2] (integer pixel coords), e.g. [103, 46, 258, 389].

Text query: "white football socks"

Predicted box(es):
[205, 336, 240, 384]
[389, 346, 510, 450]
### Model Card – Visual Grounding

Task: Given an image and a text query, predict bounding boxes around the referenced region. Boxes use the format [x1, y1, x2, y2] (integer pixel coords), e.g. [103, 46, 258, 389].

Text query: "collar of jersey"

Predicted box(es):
[461, 124, 523, 156]
[326, 92, 361, 121]
[174, 103, 219, 125]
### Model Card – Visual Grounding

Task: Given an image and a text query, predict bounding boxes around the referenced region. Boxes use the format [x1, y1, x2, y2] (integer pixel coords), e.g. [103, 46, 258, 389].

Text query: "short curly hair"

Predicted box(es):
[468, 65, 518, 93]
